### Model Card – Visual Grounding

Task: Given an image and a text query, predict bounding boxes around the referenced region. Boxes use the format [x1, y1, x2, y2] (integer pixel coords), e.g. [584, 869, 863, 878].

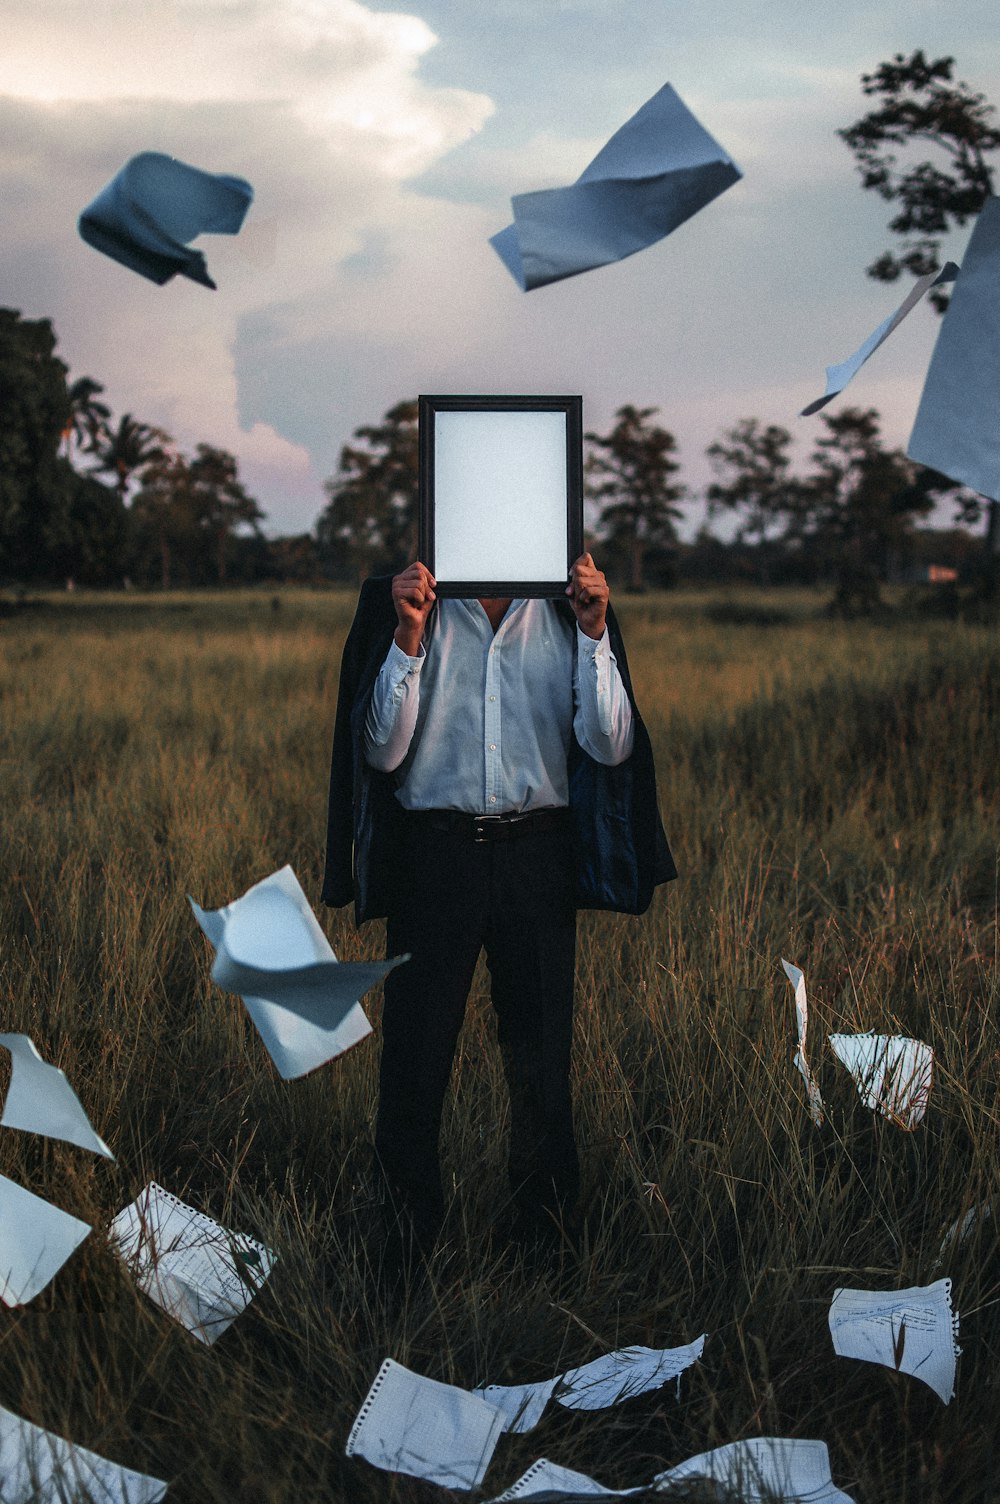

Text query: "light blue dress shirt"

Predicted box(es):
[363, 598, 634, 814]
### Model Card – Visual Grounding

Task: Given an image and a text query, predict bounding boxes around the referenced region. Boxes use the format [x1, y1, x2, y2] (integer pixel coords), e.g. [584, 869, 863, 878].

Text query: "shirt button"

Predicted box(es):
[489, 795, 497, 803]
[488, 743, 496, 751]
[489, 695, 496, 702]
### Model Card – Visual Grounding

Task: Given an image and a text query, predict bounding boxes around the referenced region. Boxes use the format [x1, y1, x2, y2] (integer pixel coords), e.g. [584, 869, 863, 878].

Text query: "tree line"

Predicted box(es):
[0, 308, 265, 590]
[318, 398, 983, 612]
[0, 311, 980, 609]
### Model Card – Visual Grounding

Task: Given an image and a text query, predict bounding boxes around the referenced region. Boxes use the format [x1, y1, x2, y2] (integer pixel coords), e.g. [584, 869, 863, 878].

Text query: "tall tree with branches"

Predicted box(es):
[805, 406, 946, 614]
[187, 443, 266, 584]
[839, 50, 1000, 300]
[586, 405, 684, 592]
[706, 419, 806, 581]
[129, 450, 190, 590]
[840, 52, 1000, 568]
[0, 307, 75, 580]
[316, 400, 418, 581]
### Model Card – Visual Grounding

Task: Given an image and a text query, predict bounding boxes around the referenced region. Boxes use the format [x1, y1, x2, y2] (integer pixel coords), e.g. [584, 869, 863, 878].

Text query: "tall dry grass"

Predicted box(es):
[0, 587, 997, 1502]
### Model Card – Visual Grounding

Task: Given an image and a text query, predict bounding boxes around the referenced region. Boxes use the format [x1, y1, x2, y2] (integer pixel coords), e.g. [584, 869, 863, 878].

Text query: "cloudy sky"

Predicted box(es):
[3, 0, 998, 536]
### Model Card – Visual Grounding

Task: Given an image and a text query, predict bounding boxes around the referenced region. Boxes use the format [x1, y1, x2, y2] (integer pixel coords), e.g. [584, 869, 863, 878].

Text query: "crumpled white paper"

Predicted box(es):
[829, 1032, 933, 1129]
[0, 1033, 114, 1158]
[190, 865, 407, 1079]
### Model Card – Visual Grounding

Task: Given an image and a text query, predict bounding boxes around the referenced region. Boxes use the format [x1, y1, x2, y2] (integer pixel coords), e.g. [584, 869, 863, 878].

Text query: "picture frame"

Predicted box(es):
[418, 394, 583, 597]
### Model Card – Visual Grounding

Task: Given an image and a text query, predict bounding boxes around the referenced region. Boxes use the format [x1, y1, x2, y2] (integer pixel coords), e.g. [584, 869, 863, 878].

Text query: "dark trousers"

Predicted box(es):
[375, 814, 579, 1249]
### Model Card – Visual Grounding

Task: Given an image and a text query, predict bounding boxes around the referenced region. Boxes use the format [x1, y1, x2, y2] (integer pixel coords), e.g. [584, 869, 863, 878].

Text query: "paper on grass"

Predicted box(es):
[491, 83, 740, 291]
[0, 1175, 90, 1307]
[472, 1377, 559, 1434]
[938, 1202, 992, 1263]
[556, 1337, 705, 1410]
[110, 1182, 274, 1344]
[829, 1032, 933, 1129]
[346, 1358, 505, 1491]
[828, 1278, 959, 1404]
[800, 263, 958, 416]
[909, 196, 1000, 499]
[780, 961, 824, 1125]
[654, 1437, 855, 1503]
[190, 865, 407, 1079]
[0, 1403, 167, 1504]
[78, 151, 253, 289]
[474, 1338, 704, 1435]
[0, 1034, 114, 1158]
[487, 1456, 635, 1499]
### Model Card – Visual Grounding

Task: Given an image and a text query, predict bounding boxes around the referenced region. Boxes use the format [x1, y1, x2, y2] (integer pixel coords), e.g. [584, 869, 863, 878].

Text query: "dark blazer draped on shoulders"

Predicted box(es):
[321, 575, 676, 925]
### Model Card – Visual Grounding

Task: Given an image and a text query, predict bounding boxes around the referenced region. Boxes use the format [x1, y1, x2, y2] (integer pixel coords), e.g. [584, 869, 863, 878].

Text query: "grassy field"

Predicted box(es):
[0, 585, 997, 1503]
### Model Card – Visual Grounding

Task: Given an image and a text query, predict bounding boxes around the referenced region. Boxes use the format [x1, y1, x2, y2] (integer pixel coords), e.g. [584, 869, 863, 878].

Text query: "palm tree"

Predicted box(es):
[96, 414, 171, 502]
[61, 377, 111, 464]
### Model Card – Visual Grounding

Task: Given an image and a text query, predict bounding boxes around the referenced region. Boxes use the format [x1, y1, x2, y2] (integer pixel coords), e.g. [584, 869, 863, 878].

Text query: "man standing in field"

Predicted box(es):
[322, 552, 674, 1269]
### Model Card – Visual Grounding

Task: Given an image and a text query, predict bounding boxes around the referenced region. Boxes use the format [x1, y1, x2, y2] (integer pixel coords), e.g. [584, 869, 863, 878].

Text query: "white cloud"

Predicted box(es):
[0, 0, 492, 178]
[0, 0, 495, 532]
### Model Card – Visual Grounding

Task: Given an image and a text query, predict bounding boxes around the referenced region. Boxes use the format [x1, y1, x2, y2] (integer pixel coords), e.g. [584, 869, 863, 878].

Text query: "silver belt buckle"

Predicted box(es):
[473, 815, 501, 843]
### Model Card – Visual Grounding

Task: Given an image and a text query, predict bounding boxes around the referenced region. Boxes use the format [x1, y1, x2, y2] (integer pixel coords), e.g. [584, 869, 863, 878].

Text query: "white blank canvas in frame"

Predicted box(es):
[433, 409, 569, 583]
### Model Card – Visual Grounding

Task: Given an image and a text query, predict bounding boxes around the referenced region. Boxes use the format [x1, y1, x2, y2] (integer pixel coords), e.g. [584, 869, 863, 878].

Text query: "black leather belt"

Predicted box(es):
[405, 807, 570, 843]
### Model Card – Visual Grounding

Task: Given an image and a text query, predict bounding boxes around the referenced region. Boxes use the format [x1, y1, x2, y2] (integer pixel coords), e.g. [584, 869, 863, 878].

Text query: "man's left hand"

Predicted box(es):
[566, 552, 609, 640]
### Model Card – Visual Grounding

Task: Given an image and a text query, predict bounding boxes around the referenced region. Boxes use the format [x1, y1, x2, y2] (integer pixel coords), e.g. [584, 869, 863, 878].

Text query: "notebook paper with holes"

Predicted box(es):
[347, 1358, 506, 1490]
[110, 1182, 274, 1344]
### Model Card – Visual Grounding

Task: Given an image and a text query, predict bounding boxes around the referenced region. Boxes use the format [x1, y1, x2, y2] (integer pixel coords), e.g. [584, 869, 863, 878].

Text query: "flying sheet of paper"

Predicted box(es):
[78, 152, 253, 289]
[800, 263, 959, 416]
[472, 1377, 559, 1434]
[190, 865, 406, 1079]
[346, 1358, 506, 1491]
[556, 1337, 705, 1411]
[491, 83, 741, 291]
[780, 961, 825, 1125]
[0, 1403, 167, 1504]
[110, 1182, 274, 1345]
[908, 196, 1000, 499]
[487, 1457, 634, 1499]
[0, 1034, 114, 1159]
[828, 1032, 933, 1129]
[828, 1279, 959, 1404]
[654, 1437, 855, 1503]
[0, 1175, 91, 1307]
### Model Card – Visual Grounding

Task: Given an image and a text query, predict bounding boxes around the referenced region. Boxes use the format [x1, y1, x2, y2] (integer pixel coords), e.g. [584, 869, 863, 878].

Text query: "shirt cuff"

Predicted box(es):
[385, 638, 425, 678]
[576, 623, 611, 660]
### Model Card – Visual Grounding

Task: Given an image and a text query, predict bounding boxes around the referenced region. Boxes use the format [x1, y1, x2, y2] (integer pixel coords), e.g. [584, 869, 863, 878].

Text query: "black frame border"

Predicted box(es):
[418, 393, 583, 598]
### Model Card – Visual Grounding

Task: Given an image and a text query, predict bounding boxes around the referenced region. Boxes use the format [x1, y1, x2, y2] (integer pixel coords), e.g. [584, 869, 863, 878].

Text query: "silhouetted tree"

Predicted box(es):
[129, 451, 191, 589]
[96, 413, 169, 502]
[187, 444, 266, 583]
[840, 52, 1000, 571]
[805, 407, 943, 613]
[316, 400, 418, 581]
[63, 475, 129, 586]
[61, 376, 111, 465]
[0, 308, 77, 581]
[586, 405, 684, 591]
[839, 50, 1000, 297]
[706, 419, 806, 582]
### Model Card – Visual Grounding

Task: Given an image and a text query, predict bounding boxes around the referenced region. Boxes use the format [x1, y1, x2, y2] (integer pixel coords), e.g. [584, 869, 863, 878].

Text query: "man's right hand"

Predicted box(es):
[392, 561, 436, 655]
